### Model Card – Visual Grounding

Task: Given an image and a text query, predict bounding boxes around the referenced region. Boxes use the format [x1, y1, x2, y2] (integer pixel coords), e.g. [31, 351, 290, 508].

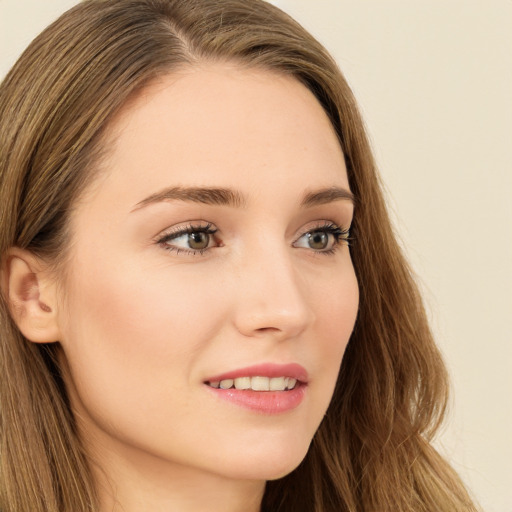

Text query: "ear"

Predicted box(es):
[1, 248, 61, 343]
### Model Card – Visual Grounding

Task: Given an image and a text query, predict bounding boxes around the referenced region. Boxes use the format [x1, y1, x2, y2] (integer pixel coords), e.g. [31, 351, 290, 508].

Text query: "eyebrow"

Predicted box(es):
[300, 186, 355, 207]
[131, 185, 354, 212]
[132, 186, 246, 211]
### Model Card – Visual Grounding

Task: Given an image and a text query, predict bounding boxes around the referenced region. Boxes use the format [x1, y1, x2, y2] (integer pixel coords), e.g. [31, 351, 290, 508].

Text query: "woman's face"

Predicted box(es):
[57, 64, 359, 484]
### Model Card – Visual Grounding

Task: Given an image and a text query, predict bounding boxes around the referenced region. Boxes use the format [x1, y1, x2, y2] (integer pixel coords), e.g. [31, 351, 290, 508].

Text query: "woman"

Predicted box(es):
[0, 0, 479, 511]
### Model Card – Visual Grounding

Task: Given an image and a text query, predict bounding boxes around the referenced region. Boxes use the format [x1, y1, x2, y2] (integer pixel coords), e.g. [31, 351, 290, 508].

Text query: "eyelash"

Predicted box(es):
[302, 222, 351, 255]
[157, 223, 219, 256]
[156, 222, 351, 256]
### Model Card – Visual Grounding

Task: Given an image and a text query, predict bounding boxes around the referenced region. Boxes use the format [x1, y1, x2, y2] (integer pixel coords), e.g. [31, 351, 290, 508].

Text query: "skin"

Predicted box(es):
[52, 63, 359, 512]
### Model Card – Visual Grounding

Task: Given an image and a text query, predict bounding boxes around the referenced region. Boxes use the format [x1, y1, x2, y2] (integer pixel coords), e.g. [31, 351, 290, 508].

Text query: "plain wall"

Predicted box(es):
[1, 1, 511, 511]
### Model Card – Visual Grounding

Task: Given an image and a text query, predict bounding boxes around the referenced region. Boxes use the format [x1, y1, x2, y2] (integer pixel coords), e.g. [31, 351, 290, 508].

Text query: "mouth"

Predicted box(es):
[207, 376, 299, 391]
[203, 363, 307, 413]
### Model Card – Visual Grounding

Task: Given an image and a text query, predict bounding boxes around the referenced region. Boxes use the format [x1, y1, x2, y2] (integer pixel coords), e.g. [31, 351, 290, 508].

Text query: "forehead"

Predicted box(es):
[82, 63, 349, 213]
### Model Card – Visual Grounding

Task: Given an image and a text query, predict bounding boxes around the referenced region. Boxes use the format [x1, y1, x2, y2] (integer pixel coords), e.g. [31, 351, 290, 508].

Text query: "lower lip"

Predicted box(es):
[205, 383, 306, 414]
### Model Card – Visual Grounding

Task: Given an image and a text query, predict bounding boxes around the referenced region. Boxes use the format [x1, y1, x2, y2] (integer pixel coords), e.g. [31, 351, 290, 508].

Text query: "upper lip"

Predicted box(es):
[205, 363, 308, 383]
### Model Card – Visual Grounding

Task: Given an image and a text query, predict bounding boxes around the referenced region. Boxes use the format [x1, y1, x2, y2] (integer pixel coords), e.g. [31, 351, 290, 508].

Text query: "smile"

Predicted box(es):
[204, 363, 307, 413]
[208, 376, 298, 391]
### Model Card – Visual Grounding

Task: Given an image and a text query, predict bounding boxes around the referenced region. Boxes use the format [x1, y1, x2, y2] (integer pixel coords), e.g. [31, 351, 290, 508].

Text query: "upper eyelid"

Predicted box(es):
[158, 218, 349, 233]
[156, 222, 217, 240]
[294, 221, 350, 237]
[156, 220, 348, 239]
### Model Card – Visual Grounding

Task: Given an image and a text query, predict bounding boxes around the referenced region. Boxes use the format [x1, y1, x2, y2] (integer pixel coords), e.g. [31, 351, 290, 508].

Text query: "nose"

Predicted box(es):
[232, 246, 314, 341]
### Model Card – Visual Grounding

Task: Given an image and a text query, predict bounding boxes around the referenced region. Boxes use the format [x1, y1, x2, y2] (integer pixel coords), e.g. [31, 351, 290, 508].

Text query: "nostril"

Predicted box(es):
[255, 327, 281, 333]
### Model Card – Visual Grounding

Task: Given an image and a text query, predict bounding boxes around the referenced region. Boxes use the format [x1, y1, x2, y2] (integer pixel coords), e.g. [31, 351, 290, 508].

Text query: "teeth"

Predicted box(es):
[286, 378, 297, 390]
[251, 376, 270, 391]
[219, 379, 233, 389]
[234, 376, 251, 389]
[210, 376, 298, 391]
[269, 376, 286, 391]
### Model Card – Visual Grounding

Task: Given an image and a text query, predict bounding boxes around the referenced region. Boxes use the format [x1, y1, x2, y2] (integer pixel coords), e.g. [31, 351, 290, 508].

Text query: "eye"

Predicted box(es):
[184, 231, 210, 250]
[293, 223, 350, 253]
[157, 223, 219, 254]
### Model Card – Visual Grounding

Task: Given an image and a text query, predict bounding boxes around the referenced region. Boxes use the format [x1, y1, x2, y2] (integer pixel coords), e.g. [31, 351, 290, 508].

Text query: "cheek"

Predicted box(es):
[300, 261, 359, 422]
[57, 255, 227, 423]
[63, 252, 226, 349]
[320, 265, 358, 361]
[312, 260, 359, 350]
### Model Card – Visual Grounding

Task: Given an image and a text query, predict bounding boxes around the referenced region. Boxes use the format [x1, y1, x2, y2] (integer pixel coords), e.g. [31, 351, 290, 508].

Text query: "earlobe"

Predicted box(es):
[2, 249, 61, 343]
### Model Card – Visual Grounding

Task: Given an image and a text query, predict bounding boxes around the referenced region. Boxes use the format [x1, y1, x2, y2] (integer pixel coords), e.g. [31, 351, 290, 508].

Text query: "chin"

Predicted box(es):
[218, 437, 312, 482]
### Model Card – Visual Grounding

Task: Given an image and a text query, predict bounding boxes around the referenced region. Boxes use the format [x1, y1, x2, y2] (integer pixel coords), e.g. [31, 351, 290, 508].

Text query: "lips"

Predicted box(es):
[205, 362, 308, 385]
[204, 363, 308, 414]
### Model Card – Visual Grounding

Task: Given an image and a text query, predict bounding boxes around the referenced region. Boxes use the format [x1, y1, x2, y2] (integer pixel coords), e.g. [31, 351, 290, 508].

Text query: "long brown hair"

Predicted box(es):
[0, 1, 478, 511]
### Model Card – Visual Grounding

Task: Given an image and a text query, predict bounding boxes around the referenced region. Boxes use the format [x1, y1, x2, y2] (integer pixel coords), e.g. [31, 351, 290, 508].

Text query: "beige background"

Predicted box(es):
[1, 1, 511, 511]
